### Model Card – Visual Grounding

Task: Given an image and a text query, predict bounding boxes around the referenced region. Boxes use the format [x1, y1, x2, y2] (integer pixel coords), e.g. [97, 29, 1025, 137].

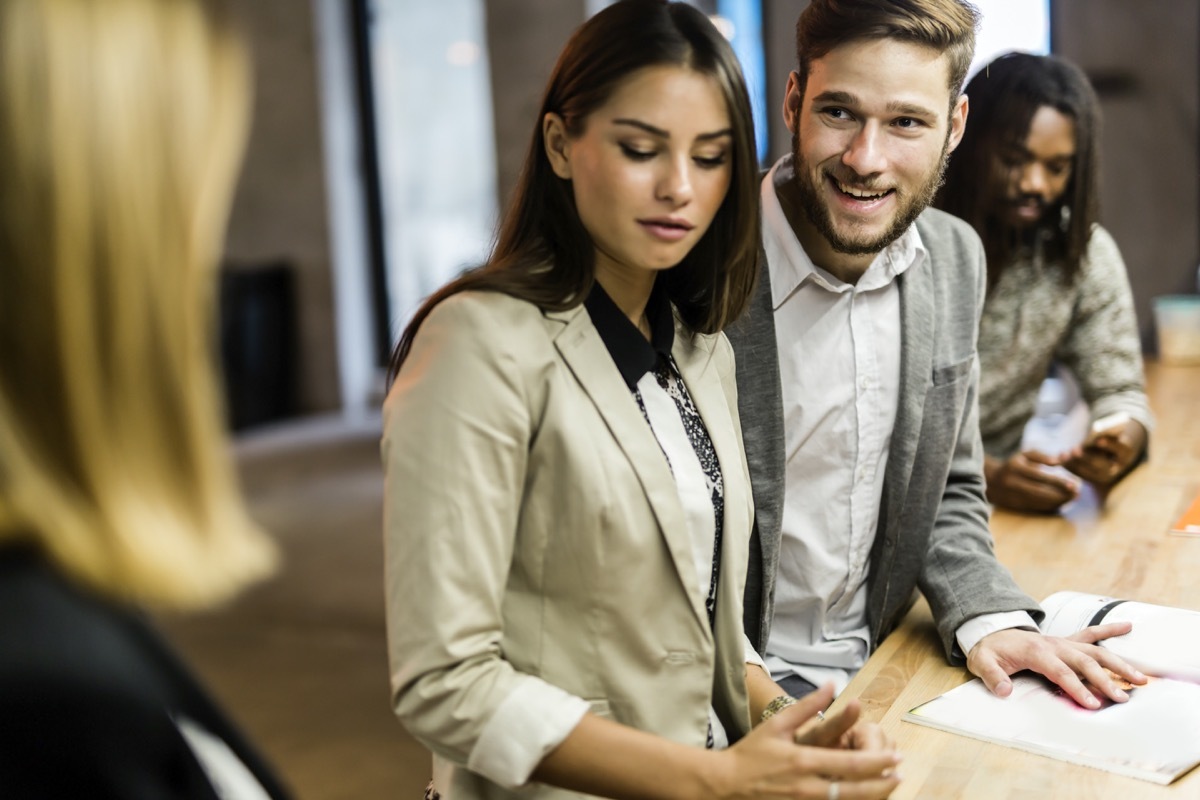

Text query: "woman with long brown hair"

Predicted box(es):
[383, 2, 898, 798]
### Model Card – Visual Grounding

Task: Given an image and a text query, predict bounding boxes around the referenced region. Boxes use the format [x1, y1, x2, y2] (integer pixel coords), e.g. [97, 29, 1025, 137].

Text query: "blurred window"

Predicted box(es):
[585, 0, 768, 162]
[970, 0, 1051, 80]
[364, 0, 498, 343]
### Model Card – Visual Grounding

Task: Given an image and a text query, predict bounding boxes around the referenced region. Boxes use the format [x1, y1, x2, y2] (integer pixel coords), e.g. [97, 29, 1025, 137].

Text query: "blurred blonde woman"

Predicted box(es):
[0, 0, 289, 796]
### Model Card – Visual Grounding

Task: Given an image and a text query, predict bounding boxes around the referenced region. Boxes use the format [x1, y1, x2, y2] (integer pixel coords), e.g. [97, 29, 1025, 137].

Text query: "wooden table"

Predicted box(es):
[834, 362, 1200, 798]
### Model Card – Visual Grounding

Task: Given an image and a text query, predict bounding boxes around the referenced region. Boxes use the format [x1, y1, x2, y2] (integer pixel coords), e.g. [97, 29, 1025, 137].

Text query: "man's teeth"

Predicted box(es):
[837, 181, 888, 199]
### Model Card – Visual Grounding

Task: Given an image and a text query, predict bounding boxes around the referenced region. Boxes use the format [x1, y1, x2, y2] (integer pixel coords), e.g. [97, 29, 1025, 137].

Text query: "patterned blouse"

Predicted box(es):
[633, 359, 724, 625]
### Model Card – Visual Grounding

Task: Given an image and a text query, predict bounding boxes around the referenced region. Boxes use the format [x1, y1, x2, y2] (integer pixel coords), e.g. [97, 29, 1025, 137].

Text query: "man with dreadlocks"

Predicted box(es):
[937, 52, 1152, 514]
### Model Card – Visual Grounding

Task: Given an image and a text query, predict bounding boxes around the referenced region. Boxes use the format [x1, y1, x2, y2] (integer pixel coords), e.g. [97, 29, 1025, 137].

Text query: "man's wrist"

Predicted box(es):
[982, 453, 1002, 485]
[956, 611, 1040, 658]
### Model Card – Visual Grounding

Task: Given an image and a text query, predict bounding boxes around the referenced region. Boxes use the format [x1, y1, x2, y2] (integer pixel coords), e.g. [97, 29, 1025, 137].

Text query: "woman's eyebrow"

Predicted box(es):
[612, 117, 733, 141]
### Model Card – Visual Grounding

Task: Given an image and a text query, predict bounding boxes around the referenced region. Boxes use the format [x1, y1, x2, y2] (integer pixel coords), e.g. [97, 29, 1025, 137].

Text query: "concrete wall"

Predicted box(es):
[1054, 0, 1200, 351]
[226, 0, 340, 415]
[486, 0, 586, 211]
[224, 1, 1197, 422]
[762, 0, 807, 163]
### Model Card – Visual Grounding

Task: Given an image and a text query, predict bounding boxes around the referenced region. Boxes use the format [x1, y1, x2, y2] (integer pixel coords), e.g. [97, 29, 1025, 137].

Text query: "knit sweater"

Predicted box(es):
[978, 224, 1153, 459]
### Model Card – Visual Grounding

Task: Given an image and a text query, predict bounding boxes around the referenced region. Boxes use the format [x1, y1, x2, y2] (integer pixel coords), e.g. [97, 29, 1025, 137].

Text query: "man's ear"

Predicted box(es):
[543, 113, 572, 179]
[946, 94, 969, 153]
[782, 70, 803, 134]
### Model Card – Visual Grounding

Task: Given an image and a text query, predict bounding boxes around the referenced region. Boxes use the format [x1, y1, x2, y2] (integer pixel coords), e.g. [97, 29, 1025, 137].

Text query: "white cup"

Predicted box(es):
[1154, 295, 1200, 365]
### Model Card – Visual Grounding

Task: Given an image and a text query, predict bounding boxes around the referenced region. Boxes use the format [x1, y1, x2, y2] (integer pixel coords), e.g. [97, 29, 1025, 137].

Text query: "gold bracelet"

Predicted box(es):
[760, 694, 797, 722]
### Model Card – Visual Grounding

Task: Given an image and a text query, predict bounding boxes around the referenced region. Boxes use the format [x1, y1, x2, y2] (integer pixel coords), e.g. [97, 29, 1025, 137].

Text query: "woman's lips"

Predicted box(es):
[639, 218, 693, 241]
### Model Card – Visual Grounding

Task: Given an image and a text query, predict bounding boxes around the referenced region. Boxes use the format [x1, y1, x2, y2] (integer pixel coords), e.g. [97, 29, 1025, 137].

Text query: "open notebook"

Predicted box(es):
[904, 591, 1200, 785]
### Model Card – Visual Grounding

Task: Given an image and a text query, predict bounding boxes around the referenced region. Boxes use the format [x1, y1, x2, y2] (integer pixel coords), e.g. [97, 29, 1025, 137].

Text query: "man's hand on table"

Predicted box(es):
[984, 451, 1079, 513]
[1061, 418, 1147, 486]
[966, 624, 1147, 708]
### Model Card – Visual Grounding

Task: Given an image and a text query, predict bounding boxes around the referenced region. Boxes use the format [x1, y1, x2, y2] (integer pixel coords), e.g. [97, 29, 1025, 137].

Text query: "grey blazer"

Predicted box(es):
[727, 207, 1040, 661]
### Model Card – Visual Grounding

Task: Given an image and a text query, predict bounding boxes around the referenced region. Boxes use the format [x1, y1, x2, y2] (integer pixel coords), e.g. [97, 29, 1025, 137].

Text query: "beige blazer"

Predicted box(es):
[382, 290, 754, 799]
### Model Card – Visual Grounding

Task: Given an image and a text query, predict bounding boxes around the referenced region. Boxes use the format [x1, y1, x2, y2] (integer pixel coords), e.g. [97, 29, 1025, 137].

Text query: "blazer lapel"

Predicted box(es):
[882, 254, 935, 536]
[671, 324, 752, 567]
[547, 307, 710, 631]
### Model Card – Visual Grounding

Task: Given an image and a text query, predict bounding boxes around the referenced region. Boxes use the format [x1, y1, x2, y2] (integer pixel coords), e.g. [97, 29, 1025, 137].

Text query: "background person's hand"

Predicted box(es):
[984, 451, 1080, 512]
[1061, 418, 1147, 486]
[966, 624, 1147, 709]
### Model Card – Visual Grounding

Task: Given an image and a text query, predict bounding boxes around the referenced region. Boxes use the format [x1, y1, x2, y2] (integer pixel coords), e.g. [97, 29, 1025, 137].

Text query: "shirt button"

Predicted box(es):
[859, 376, 871, 389]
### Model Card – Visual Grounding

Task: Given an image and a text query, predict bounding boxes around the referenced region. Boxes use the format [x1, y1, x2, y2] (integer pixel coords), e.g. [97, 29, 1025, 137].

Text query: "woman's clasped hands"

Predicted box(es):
[712, 685, 901, 800]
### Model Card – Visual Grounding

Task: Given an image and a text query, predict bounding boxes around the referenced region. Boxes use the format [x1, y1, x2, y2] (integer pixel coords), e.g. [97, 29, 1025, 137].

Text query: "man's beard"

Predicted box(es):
[791, 131, 952, 255]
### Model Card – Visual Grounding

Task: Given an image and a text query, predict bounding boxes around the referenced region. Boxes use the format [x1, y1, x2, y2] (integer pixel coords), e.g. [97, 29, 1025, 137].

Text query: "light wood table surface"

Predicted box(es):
[833, 362, 1200, 798]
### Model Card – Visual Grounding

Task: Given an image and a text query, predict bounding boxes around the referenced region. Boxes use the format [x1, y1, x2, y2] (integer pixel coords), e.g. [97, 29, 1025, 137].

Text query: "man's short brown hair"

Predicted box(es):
[795, 0, 981, 105]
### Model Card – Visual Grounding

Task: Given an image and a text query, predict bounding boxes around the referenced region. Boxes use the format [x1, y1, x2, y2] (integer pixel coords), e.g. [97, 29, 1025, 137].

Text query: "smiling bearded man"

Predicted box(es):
[791, 123, 953, 257]
[726, 0, 1148, 734]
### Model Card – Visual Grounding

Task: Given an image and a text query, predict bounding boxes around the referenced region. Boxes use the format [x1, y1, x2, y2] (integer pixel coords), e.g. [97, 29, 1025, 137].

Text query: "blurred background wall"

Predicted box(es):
[1054, 0, 1200, 351]
[218, 0, 1198, 427]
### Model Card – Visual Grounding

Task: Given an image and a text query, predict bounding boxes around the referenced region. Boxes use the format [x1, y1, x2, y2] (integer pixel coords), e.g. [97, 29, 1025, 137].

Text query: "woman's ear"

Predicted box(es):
[543, 113, 572, 179]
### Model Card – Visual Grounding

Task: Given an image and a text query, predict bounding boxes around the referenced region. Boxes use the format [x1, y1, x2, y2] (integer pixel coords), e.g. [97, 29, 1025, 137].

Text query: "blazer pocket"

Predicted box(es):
[930, 355, 973, 387]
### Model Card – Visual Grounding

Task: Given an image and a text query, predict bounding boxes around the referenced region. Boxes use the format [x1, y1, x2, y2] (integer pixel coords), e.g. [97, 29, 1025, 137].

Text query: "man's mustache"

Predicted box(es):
[1012, 193, 1046, 208]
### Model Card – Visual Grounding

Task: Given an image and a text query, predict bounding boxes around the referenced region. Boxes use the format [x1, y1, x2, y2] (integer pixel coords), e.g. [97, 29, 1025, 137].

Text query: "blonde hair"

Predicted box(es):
[0, 0, 275, 608]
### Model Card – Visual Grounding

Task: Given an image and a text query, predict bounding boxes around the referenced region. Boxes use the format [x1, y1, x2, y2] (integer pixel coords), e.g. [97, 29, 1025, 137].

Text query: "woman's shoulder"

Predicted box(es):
[0, 548, 173, 702]
[429, 289, 548, 329]
[411, 291, 556, 355]
[0, 556, 215, 795]
[409, 290, 572, 366]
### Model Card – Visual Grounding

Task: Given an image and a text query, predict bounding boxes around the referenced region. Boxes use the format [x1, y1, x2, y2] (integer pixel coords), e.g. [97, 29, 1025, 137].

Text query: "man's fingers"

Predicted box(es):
[1067, 652, 1132, 704]
[1087, 436, 1124, 457]
[1063, 625, 1148, 687]
[1068, 430, 1138, 483]
[1012, 454, 1079, 493]
[1073, 636, 1148, 684]
[1021, 449, 1062, 466]
[1066, 447, 1117, 473]
[1066, 621, 1132, 645]
[1038, 659, 1101, 709]
[1086, 648, 1147, 685]
[1031, 644, 1141, 707]
[1005, 473, 1077, 509]
[968, 650, 1014, 698]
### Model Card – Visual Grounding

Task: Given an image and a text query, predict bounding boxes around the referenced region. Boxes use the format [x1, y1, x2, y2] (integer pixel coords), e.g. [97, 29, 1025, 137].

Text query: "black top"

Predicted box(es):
[0, 545, 292, 799]
[583, 281, 674, 390]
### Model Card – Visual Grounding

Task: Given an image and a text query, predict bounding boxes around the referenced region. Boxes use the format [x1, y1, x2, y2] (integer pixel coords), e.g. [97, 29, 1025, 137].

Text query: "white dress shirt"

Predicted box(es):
[760, 157, 909, 693]
[760, 157, 1035, 694]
